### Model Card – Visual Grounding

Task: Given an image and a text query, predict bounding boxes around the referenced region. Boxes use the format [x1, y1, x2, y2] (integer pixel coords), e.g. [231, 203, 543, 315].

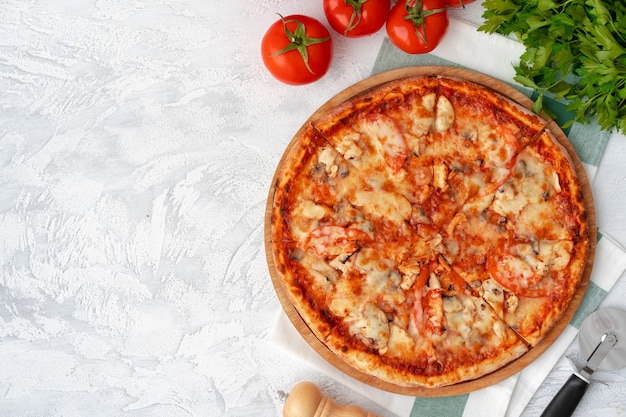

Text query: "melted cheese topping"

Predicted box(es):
[351, 189, 411, 223]
[493, 151, 561, 216]
[517, 202, 571, 240]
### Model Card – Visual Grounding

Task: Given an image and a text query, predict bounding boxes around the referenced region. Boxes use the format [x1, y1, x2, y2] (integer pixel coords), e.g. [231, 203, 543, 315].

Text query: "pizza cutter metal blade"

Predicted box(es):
[540, 308, 626, 417]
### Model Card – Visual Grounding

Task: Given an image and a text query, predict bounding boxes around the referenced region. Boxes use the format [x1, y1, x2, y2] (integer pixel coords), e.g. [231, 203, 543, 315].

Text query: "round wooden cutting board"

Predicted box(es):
[264, 66, 596, 396]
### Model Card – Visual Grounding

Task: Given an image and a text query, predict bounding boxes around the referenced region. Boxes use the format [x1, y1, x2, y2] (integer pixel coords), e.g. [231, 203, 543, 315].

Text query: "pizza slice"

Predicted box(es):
[387, 257, 529, 387]
[269, 124, 418, 343]
[435, 77, 547, 153]
[480, 131, 589, 346]
[312, 76, 444, 240]
[433, 77, 546, 201]
[408, 76, 547, 230]
[484, 241, 587, 346]
[442, 130, 589, 346]
[312, 75, 437, 201]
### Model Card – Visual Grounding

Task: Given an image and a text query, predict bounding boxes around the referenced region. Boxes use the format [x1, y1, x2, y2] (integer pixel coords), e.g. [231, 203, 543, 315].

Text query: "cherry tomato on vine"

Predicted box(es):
[323, 0, 391, 37]
[444, 0, 476, 7]
[261, 14, 333, 85]
[386, 0, 449, 54]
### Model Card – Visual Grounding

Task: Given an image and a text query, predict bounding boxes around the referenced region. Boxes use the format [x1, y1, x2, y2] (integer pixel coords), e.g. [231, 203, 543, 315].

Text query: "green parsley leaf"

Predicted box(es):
[480, 0, 626, 136]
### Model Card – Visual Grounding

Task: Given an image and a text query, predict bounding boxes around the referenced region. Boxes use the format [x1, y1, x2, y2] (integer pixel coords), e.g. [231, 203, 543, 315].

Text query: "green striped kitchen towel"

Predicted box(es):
[270, 17, 626, 417]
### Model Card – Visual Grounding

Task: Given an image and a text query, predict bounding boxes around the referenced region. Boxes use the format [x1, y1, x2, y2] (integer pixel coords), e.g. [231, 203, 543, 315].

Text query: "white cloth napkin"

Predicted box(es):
[270, 16, 626, 417]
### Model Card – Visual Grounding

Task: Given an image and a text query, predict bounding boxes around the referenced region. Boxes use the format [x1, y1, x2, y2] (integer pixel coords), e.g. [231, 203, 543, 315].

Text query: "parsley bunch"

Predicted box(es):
[480, 0, 626, 135]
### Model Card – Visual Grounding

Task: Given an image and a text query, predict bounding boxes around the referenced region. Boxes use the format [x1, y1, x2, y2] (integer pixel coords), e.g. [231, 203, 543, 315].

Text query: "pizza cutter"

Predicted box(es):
[540, 308, 626, 417]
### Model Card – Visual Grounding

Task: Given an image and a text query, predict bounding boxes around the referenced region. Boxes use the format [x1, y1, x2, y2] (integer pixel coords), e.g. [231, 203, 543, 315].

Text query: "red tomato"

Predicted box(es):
[445, 0, 476, 7]
[386, 0, 449, 54]
[323, 0, 391, 37]
[261, 14, 333, 85]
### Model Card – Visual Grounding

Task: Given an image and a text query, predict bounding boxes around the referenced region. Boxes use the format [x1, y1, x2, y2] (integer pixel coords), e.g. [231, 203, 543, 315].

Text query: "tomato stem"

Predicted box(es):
[343, 0, 370, 35]
[271, 14, 331, 74]
[404, 0, 447, 46]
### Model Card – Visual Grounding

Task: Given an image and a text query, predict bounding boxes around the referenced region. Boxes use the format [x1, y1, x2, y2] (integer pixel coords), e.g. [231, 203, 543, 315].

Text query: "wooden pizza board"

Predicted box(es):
[264, 66, 596, 397]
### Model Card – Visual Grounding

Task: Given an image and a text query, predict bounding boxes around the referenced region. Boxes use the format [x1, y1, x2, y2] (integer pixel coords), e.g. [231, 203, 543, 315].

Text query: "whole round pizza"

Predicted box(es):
[266, 68, 594, 393]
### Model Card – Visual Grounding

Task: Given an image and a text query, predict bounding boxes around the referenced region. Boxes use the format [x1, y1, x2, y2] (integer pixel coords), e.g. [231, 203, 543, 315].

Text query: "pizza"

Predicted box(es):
[267, 73, 590, 389]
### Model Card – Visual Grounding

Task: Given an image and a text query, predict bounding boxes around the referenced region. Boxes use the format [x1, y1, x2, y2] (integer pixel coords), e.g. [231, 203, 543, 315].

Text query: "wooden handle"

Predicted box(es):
[283, 381, 381, 417]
